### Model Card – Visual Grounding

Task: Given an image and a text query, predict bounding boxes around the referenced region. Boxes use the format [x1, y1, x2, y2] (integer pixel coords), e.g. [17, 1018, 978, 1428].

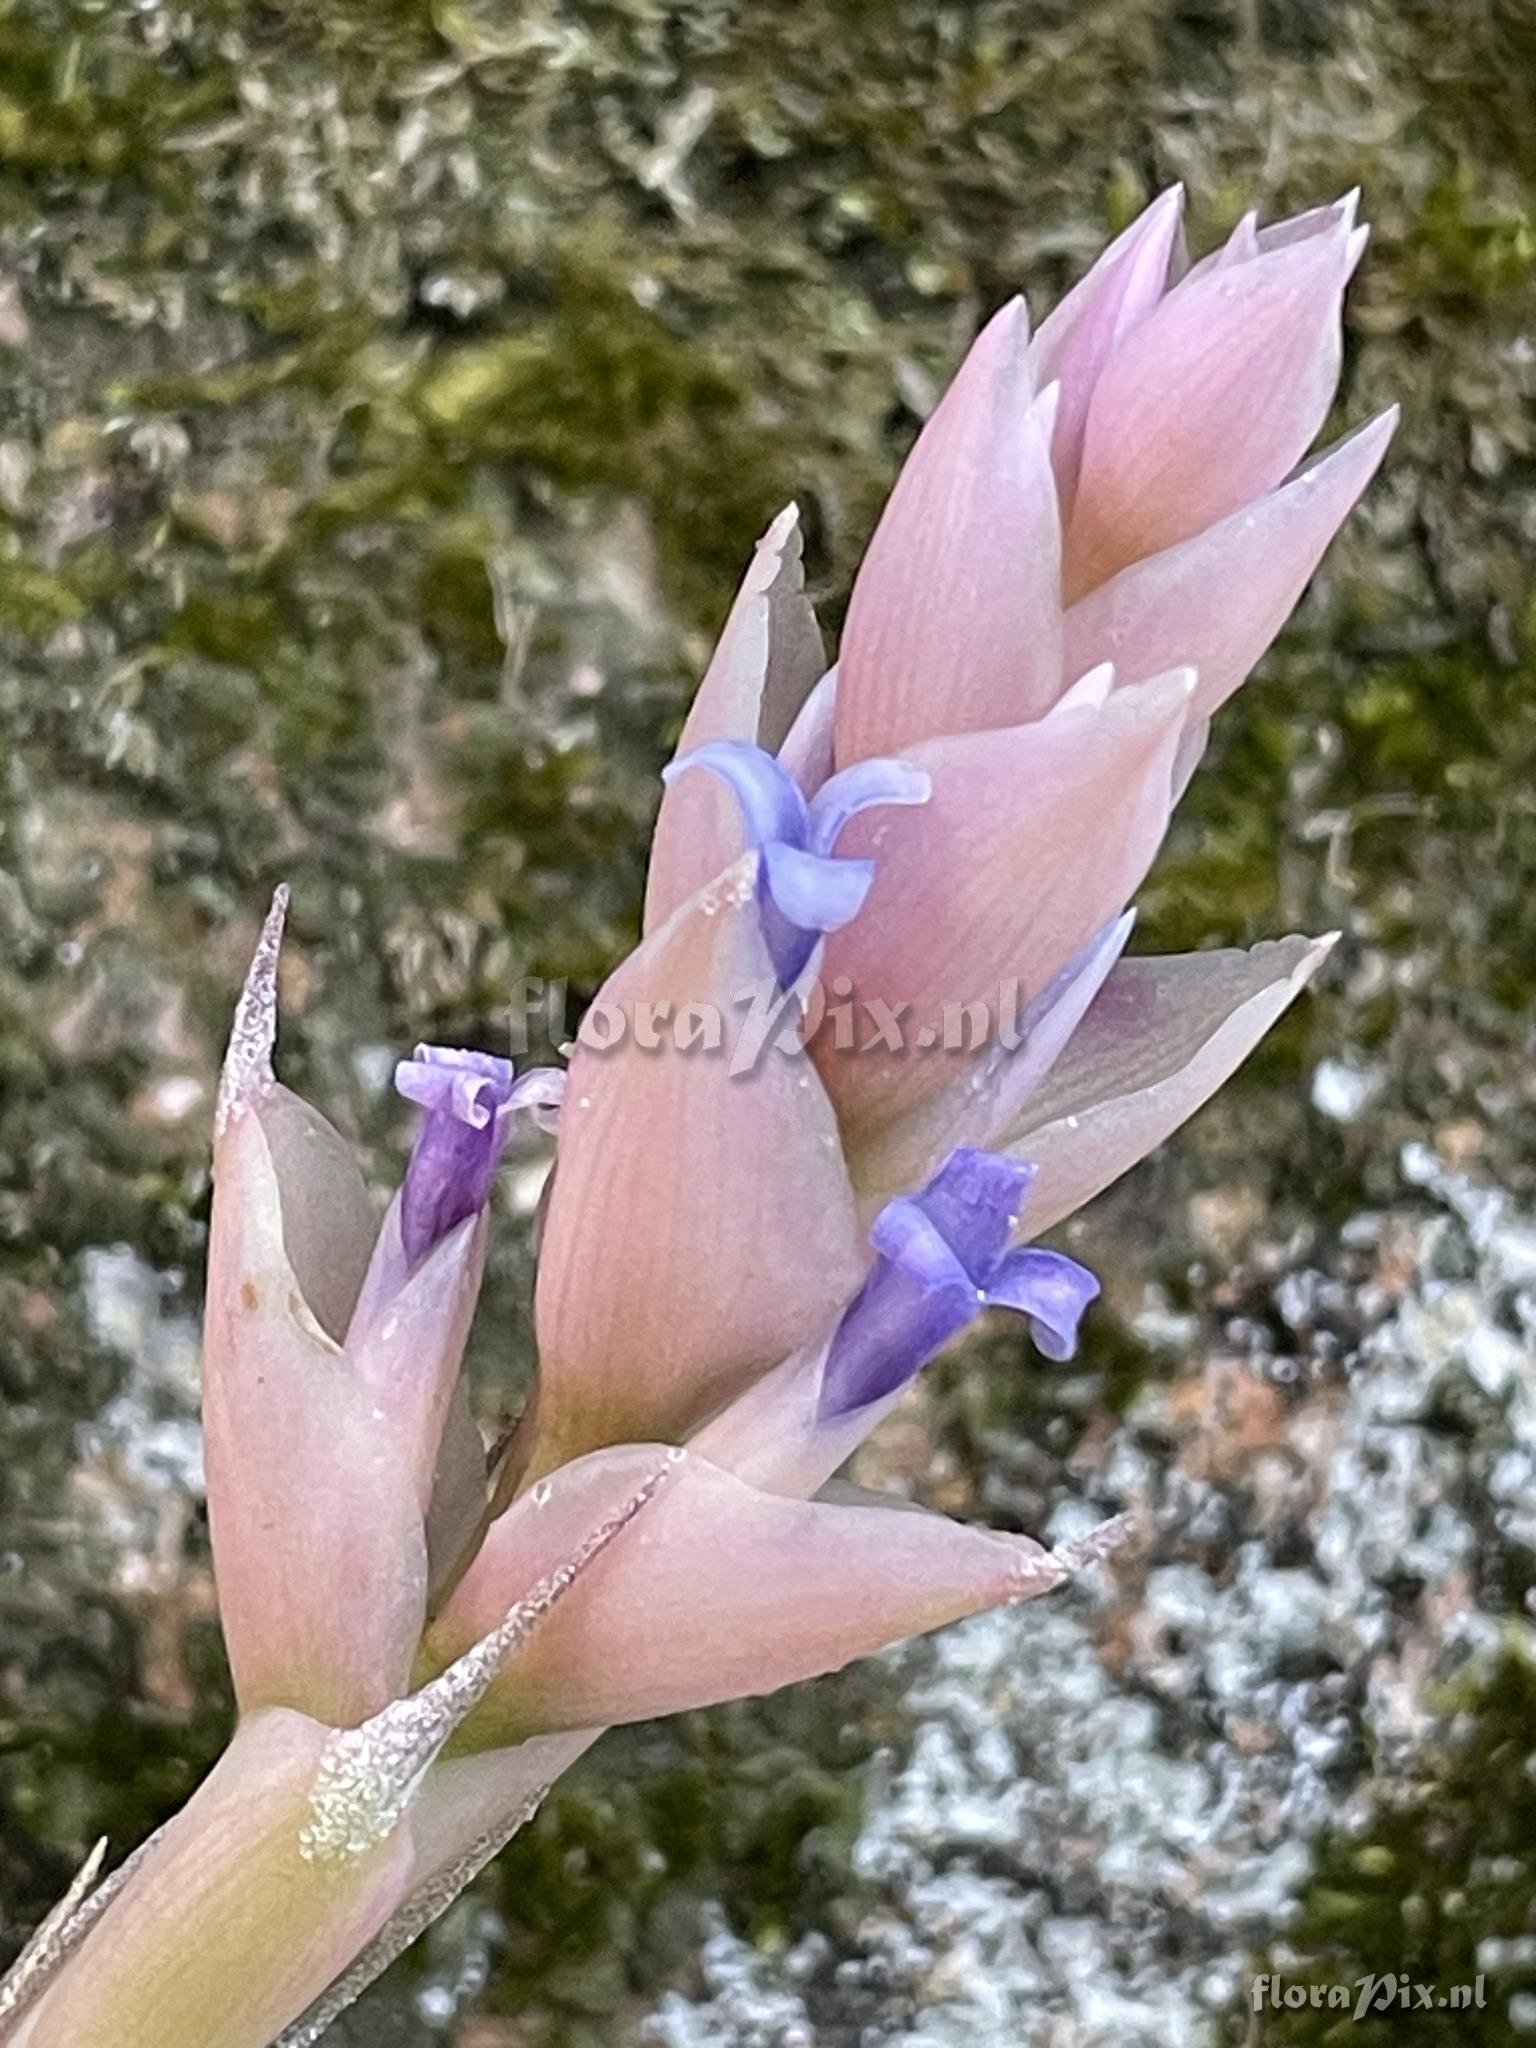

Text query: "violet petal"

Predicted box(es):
[819, 1146, 1096, 1419]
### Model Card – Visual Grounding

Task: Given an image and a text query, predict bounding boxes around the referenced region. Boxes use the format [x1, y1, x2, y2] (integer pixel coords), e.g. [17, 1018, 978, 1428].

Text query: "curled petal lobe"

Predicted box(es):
[986, 1248, 1102, 1362]
[805, 755, 932, 856]
[394, 1047, 563, 1269]
[349, 1055, 563, 1342]
[759, 839, 874, 952]
[662, 738, 808, 848]
[892, 1143, 1033, 1275]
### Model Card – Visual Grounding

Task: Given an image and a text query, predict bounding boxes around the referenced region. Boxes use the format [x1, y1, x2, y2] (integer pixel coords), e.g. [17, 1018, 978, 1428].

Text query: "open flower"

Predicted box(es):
[423, 1148, 1105, 1749]
[204, 890, 563, 1725]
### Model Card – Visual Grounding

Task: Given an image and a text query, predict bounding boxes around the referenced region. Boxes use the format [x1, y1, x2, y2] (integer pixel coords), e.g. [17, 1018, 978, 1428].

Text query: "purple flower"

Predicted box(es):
[395, 1047, 563, 1268]
[819, 1147, 1098, 1418]
[661, 739, 929, 987]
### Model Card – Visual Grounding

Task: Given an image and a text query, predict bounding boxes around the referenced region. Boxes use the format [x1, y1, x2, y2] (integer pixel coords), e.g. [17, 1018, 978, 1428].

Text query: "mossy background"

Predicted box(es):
[1, 0, 1534, 2041]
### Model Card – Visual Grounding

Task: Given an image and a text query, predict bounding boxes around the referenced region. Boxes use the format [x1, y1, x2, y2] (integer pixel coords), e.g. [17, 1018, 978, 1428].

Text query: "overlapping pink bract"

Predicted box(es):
[7, 189, 1394, 2048]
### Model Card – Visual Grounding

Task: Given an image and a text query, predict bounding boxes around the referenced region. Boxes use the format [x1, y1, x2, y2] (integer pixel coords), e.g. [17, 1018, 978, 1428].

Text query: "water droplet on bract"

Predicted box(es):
[531, 1480, 553, 1506]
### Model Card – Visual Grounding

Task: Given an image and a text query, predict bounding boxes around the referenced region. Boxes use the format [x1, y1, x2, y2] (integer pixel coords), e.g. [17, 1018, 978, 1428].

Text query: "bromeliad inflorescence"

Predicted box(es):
[1, 186, 1393, 2048]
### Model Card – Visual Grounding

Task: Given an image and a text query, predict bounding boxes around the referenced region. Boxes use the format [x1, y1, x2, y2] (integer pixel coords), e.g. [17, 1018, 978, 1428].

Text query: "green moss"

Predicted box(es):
[1246, 1649, 1536, 2044]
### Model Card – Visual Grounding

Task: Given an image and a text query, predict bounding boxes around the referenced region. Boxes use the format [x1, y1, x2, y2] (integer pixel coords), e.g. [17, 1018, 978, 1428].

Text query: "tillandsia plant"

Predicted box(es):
[0, 188, 1395, 2048]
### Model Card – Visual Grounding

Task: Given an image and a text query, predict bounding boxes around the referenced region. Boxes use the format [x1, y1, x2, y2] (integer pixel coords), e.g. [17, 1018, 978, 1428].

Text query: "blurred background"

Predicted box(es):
[2, 0, 1535, 2041]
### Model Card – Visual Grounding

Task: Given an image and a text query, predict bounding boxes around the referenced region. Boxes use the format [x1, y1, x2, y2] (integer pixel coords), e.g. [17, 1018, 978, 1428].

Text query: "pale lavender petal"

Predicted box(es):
[644, 506, 825, 932]
[821, 1201, 977, 1418]
[1066, 210, 1360, 597]
[760, 841, 875, 959]
[820, 1147, 1083, 1420]
[395, 1047, 519, 1266]
[1030, 184, 1183, 510]
[666, 738, 927, 988]
[898, 1144, 1034, 1277]
[662, 740, 809, 849]
[836, 301, 1067, 760]
[1003, 934, 1337, 1232]
[1065, 409, 1398, 721]
[805, 756, 932, 857]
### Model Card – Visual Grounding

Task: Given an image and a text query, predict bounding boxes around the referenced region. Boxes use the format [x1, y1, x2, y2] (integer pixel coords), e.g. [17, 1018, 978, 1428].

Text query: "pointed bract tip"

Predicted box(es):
[980, 293, 1032, 362]
[1300, 930, 1342, 981]
[215, 884, 290, 1137]
[760, 502, 801, 549]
